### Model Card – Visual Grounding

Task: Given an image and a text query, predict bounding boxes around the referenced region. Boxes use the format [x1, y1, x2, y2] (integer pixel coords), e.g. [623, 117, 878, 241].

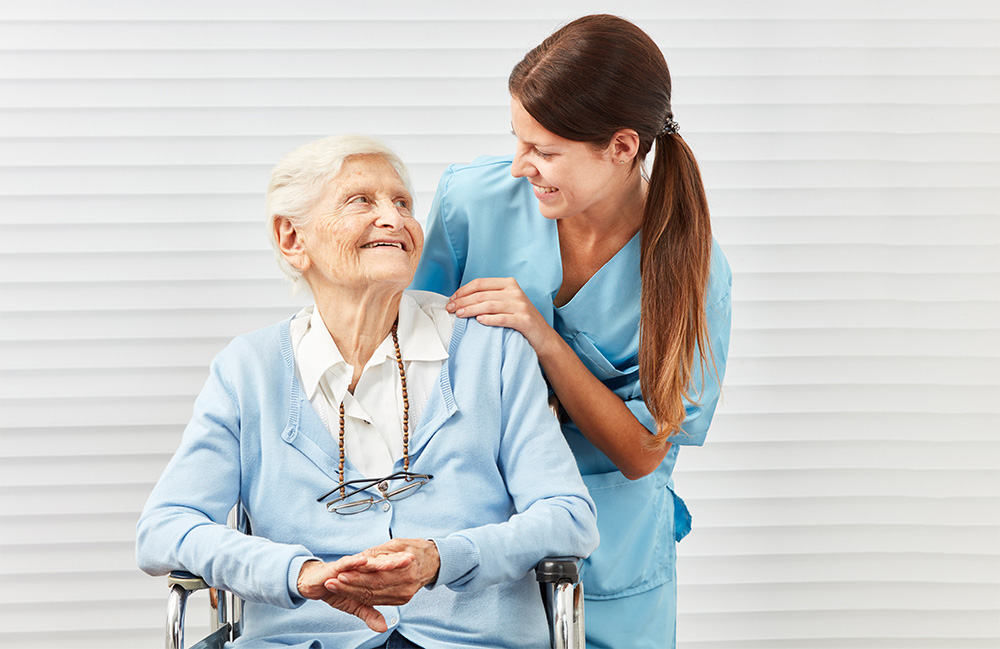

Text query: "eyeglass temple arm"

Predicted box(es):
[317, 472, 434, 503]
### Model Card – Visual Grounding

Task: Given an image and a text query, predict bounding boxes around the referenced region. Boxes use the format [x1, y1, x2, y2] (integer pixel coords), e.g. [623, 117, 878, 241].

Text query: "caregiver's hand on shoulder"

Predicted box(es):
[448, 277, 555, 353]
[325, 538, 440, 607]
[297, 552, 413, 632]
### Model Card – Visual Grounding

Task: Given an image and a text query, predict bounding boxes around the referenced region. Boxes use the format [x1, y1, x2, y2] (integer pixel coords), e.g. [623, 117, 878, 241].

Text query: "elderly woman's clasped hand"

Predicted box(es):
[297, 539, 441, 632]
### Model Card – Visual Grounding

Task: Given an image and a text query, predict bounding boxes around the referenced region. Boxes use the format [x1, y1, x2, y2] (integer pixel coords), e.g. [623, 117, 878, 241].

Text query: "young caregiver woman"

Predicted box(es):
[411, 14, 732, 649]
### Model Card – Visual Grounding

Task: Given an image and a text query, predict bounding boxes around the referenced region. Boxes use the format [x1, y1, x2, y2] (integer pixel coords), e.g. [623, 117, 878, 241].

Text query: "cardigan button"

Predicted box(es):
[381, 502, 391, 512]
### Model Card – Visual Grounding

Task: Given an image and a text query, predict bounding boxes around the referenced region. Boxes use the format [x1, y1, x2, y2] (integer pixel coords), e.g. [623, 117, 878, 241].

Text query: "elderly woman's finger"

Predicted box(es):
[358, 551, 414, 571]
[328, 553, 370, 572]
[320, 593, 388, 632]
[356, 608, 389, 633]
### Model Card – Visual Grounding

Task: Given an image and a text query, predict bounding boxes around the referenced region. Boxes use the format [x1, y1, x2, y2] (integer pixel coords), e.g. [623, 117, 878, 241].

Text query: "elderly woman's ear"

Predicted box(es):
[275, 217, 310, 273]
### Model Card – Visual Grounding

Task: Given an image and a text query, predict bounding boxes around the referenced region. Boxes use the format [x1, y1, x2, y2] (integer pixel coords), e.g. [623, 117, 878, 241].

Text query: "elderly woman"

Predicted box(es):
[136, 135, 599, 649]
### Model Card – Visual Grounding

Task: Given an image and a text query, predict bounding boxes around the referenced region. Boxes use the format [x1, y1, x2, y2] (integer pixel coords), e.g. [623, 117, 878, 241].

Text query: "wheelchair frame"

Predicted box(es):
[166, 557, 584, 649]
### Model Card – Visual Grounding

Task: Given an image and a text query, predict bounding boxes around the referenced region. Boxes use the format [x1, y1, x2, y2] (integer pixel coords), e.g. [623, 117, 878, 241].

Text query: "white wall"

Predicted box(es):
[0, 1, 997, 647]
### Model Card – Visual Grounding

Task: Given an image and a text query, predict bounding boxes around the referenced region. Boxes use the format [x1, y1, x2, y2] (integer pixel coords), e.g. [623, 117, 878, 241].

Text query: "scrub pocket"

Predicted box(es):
[581, 470, 676, 600]
[565, 332, 637, 392]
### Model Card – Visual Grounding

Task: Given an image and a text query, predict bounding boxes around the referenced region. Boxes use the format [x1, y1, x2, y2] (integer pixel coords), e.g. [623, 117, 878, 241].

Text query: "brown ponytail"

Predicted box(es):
[510, 14, 715, 447]
[640, 132, 713, 448]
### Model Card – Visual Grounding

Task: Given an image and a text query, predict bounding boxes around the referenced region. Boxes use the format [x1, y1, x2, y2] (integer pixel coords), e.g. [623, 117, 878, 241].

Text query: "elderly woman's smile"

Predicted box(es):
[360, 240, 406, 250]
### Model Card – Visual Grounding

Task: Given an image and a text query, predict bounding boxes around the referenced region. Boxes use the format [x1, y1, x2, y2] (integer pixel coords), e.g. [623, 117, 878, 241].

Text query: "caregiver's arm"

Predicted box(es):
[449, 277, 669, 479]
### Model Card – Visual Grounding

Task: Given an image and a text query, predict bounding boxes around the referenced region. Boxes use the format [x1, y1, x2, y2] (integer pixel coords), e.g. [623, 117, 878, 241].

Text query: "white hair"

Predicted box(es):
[265, 134, 414, 295]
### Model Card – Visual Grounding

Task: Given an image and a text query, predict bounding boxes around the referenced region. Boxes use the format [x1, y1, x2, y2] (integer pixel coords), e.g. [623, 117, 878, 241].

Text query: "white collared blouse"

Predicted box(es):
[290, 291, 454, 478]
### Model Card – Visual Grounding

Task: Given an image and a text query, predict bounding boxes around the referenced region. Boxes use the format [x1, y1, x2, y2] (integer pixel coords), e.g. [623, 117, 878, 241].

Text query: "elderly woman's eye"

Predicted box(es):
[394, 199, 410, 209]
[349, 196, 370, 204]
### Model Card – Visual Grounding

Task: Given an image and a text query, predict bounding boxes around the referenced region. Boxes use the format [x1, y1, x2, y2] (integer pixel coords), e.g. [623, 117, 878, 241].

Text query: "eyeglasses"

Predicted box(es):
[317, 471, 433, 515]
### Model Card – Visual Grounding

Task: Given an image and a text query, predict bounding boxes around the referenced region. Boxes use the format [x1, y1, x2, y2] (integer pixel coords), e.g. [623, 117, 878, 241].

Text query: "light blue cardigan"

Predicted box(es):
[136, 294, 599, 649]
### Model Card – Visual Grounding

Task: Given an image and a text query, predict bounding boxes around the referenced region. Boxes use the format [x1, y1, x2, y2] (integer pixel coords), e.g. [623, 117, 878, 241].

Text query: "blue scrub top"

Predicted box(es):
[411, 155, 733, 603]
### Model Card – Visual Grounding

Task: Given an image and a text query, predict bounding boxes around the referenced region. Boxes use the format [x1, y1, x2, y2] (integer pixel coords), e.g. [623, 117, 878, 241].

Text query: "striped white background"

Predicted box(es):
[0, 1, 997, 647]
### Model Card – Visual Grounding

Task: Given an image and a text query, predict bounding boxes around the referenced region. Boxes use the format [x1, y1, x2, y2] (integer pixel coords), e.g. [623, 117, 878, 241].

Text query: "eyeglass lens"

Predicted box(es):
[326, 475, 429, 515]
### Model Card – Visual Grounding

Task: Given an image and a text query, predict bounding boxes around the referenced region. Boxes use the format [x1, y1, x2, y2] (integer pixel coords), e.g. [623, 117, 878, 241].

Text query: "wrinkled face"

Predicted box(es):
[509, 98, 619, 221]
[297, 155, 422, 295]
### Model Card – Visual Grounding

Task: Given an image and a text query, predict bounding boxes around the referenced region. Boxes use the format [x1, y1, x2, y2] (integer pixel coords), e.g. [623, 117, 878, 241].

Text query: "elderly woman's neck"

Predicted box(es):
[313, 289, 404, 392]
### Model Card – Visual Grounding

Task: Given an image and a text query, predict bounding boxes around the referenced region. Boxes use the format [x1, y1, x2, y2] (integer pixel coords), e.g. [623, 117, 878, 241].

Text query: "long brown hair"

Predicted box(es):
[509, 14, 714, 448]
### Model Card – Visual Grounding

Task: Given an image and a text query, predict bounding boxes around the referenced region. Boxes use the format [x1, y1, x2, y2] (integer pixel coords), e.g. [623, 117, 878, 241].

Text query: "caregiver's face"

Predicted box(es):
[509, 97, 619, 222]
[298, 154, 422, 293]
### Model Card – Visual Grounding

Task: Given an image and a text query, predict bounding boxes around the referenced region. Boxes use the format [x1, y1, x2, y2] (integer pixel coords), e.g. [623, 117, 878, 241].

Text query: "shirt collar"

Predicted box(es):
[296, 306, 352, 402]
[296, 293, 450, 402]
[397, 292, 450, 363]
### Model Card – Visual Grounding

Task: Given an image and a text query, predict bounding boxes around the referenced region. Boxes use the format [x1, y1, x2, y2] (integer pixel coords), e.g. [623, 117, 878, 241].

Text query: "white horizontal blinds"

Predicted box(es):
[0, 1, 997, 648]
[657, 2, 1000, 648]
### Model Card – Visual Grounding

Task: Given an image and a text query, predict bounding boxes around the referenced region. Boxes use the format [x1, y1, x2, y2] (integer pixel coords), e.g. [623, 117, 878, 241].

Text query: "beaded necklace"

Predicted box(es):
[336, 320, 409, 498]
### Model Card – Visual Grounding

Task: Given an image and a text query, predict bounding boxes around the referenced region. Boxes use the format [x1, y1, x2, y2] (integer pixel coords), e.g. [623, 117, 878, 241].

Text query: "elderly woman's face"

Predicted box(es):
[296, 154, 422, 295]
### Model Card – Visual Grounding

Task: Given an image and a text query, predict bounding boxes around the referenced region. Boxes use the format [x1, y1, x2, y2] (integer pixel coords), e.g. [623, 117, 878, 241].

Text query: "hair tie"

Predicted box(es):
[659, 117, 679, 136]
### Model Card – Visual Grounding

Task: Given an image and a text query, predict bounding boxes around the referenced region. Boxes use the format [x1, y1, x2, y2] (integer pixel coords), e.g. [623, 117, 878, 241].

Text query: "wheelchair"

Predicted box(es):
[165, 509, 584, 649]
[167, 557, 583, 649]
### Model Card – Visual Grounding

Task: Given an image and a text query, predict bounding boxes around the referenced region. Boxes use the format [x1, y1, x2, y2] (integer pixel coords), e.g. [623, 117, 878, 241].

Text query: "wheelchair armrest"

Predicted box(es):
[168, 571, 210, 592]
[167, 571, 231, 649]
[535, 557, 581, 584]
[535, 558, 585, 648]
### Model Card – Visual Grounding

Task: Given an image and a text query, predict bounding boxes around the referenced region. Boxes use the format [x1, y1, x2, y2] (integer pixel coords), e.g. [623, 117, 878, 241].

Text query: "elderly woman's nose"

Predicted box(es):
[373, 201, 405, 227]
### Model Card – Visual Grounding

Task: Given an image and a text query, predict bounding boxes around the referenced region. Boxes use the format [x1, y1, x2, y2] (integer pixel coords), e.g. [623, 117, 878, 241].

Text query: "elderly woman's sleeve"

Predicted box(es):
[135, 353, 316, 609]
[430, 330, 599, 590]
[410, 165, 467, 296]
